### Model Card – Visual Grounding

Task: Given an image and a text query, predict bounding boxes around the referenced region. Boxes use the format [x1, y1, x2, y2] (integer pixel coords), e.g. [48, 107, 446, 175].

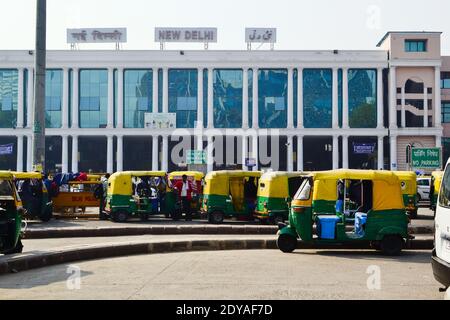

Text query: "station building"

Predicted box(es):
[0, 31, 447, 173]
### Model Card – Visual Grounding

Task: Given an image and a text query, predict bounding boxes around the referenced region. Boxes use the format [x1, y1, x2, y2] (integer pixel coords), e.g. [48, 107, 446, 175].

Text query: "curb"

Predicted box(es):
[0, 238, 434, 276]
[24, 225, 434, 239]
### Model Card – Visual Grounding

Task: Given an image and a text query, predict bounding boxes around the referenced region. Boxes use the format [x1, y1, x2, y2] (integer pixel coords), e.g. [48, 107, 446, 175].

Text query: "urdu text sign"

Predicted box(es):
[411, 147, 442, 169]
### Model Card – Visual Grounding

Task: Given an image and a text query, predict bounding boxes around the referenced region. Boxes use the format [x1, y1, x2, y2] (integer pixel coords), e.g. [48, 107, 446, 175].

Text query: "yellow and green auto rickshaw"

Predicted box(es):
[430, 171, 444, 213]
[167, 171, 205, 220]
[13, 172, 53, 222]
[0, 171, 24, 255]
[254, 172, 309, 224]
[104, 171, 168, 222]
[393, 171, 418, 219]
[201, 171, 262, 224]
[277, 170, 410, 256]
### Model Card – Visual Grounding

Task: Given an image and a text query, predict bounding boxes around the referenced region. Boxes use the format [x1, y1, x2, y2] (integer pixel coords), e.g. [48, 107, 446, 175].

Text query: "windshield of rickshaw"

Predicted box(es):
[294, 179, 312, 201]
[0, 179, 14, 197]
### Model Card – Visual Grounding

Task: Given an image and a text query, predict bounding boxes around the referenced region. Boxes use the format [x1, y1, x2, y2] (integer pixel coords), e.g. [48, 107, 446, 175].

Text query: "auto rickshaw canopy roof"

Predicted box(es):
[0, 171, 14, 180]
[168, 171, 205, 181]
[432, 171, 444, 193]
[12, 172, 43, 180]
[108, 171, 168, 196]
[258, 171, 309, 198]
[312, 169, 404, 211]
[204, 171, 262, 196]
[393, 171, 417, 195]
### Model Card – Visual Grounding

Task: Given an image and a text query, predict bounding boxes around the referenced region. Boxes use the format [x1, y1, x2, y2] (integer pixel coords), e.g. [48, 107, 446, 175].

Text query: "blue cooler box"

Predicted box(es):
[317, 216, 341, 240]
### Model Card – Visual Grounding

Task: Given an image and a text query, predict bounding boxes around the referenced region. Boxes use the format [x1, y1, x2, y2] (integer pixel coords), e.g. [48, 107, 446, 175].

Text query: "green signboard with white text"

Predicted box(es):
[411, 147, 442, 170]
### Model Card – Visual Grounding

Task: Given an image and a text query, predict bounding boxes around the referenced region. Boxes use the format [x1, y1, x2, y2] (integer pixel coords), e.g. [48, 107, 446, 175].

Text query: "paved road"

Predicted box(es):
[26, 207, 436, 230]
[0, 249, 442, 300]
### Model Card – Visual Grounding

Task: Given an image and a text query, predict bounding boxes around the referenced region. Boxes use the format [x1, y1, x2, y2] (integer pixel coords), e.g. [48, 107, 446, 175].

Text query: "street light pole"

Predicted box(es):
[32, 0, 47, 172]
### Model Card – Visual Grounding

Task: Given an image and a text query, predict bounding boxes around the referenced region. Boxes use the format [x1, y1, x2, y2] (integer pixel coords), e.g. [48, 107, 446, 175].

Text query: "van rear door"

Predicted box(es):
[436, 167, 450, 264]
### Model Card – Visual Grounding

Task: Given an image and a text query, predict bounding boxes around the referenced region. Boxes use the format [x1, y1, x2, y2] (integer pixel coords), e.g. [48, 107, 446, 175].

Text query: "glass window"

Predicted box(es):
[443, 102, 450, 124]
[294, 179, 312, 200]
[258, 69, 287, 128]
[348, 69, 377, 128]
[79, 69, 108, 128]
[405, 40, 427, 52]
[124, 69, 153, 128]
[45, 69, 62, 128]
[0, 69, 18, 128]
[303, 69, 332, 128]
[214, 69, 243, 128]
[169, 69, 197, 128]
[442, 73, 450, 89]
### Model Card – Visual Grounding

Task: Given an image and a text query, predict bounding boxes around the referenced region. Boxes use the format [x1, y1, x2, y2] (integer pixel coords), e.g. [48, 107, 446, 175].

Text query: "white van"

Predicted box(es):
[432, 158, 450, 289]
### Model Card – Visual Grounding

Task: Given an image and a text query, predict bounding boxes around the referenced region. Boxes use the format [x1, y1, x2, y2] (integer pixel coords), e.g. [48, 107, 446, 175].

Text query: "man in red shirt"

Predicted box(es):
[173, 175, 194, 221]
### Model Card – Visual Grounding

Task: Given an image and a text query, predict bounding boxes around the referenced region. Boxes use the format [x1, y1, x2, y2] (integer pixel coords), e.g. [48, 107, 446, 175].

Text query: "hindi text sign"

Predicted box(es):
[411, 147, 442, 169]
[67, 28, 127, 44]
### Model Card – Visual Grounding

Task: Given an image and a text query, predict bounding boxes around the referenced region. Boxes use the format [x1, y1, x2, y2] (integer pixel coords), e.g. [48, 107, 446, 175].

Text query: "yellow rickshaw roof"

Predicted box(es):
[110, 171, 167, 179]
[260, 171, 309, 182]
[314, 169, 400, 185]
[0, 171, 13, 179]
[432, 171, 444, 179]
[12, 172, 43, 179]
[393, 171, 417, 181]
[205, 170, 262, 180]
[168, 171, 205, 180]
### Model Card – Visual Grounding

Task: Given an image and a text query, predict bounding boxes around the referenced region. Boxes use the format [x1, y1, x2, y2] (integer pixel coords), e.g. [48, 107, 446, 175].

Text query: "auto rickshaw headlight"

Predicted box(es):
[292, 207, 305, 214]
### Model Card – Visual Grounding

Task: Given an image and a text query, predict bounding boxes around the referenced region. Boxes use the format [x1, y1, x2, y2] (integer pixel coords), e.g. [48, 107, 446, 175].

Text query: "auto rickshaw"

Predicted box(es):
[167, 171, 205, 220]
[0, 171, 24, 255]
[254, 172, 309, 224]
[13, 172, 53, 222]
[430, 171, 444, 213]
[104, 171, 168, 222]
[277, 170, 410, 256]
[393, 171, 418, 219]
[201, 171, 262, 224]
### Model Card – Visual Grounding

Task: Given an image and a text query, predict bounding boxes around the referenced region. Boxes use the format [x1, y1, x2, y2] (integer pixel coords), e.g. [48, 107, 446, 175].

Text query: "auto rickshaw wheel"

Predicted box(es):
[381, 235, 403, 256]
[39, 207, 53, 222]
[112, 210, 129, 223]
[270, 215, 285, 225]
[409, 209, 418, 220]
[140, 214, 149, 222]
[3, 238, 23, 255]
[277, 234, 297, 253]
[209, 211, 224, 224]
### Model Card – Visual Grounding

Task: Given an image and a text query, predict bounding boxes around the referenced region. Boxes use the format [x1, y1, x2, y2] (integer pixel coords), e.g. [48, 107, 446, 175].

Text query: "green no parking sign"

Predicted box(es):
[411, 147, 442, 169]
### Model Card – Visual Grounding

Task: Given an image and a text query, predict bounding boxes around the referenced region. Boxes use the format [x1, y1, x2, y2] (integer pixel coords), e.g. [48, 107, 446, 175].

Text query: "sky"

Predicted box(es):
[1, 0, 450, 53]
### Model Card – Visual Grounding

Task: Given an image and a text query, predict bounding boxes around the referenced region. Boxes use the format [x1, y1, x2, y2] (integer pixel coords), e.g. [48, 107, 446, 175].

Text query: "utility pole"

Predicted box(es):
[32, 0, 47, 173]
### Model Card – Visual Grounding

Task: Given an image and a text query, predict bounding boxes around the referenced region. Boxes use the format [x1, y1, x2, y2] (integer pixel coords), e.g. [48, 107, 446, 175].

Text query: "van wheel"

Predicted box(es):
[112, 210, 129, 223]
[381, 235, 403, 256]
[416, 194, 422, 203]
[4, 238, 23, 255]
[209, 211, 224, 224]
[39, 207, 53, 222]
[277, 234, 297, 253]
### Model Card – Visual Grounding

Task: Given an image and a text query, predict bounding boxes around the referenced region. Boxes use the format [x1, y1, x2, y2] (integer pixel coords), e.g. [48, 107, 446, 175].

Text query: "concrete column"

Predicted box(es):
[377, 67, 384, 129]
[435, 66, 442, 127]
[342, 135, 349, 169]
[116, 135, 123, 172]
[26, 68, 34, 128]
[107, 68, 114, 129]
[207, 68, 214, 128]
[342, 68, 349, 129]
[72, 68, 79, 128]
[207, 135, 214, 173]
[107, 135, 114, 174]
[162, 136, 169, 172]
[436, 135, 442, 149]
[252, 135, 259, 171]
[242, 135, 248, 171]
[61, 135, 69, 173]
[152, 68, 159, 113]
[152, 136, 159, 171]
[117, 68, 124, 129]
[17, 68, 24, 128]
[26, 135, 33, 172]
[332, 135, 339, 170]
[390, 135, 398, 171]
[71, 135, 78, 173]
[401, 86, 406, 128]
[332, 68, 339, 129]
[197, 67, 204, 128]
[61, 67, 69, 129]
[287, 135, 294, 172]
[297, 68, 304, 129]
[16, 135, 24, 172]
[424, 86, 429, 128]
[389, 66, 397, 129]
[242, 68, 249, 129]
[162, 67, 169, 113]
[378, 136, 384, 170]
[297, 135, 304, 172]
[252, 68, 259, 129]
[287, 68, 294, 129]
